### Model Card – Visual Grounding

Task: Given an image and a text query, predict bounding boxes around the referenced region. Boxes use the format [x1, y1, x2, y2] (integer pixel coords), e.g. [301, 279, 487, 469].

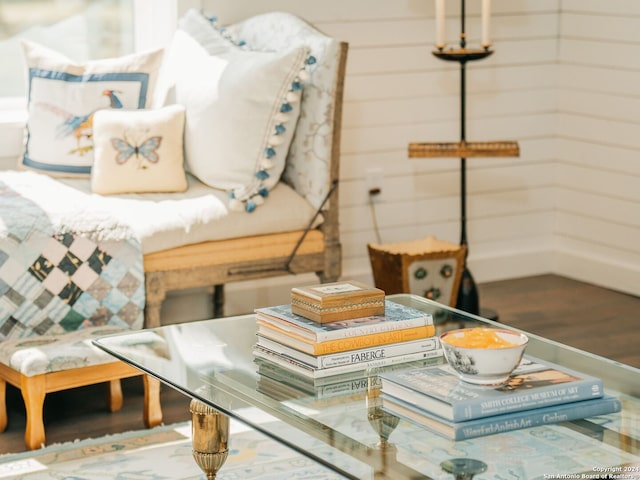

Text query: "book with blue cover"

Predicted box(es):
[381, 393, 621, 440]
[255, 300, 433, 342]
[380, 355, 604, 421]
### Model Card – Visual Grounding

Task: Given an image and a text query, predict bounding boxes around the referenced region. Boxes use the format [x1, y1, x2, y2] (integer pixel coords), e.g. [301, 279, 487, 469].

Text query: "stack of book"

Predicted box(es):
[252, 280, 442, 381]
[254, 355, 443, 403]
[379, 355, 621, 440]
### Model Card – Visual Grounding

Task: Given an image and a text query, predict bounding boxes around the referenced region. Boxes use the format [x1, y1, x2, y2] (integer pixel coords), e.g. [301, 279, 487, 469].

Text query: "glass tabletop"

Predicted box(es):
[93, 294, 640, 480]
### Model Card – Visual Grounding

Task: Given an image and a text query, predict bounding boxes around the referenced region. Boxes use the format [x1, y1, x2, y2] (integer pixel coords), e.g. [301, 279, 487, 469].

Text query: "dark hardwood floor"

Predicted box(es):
[478, 274, 640, 369]
[1, 274, 638, 455]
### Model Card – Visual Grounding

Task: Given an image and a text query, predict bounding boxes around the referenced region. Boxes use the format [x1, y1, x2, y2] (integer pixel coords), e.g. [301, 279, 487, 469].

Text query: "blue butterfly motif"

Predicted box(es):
[110, 136, 162, 165]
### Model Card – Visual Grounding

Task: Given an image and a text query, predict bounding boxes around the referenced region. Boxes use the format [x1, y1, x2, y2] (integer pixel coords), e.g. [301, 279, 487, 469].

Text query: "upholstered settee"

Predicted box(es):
[0, 10, 347, 449]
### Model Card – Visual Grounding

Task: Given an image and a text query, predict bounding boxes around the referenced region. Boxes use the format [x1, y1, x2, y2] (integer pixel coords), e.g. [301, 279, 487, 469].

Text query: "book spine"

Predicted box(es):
[312, 349, 444, 379]
[258, 380, 370, 406]
[258, 335, 439, 368]
[317, 314, 432, 341]
[453, 379, 605, 421]
[256, 355, 444, 389]
[256, 358, 365, 387]
[316, 376, 380, 398]
[254, 345, 443, 379]
[259, 322, 436, 355]
[257, 311, 432, 342]
[319, 337, 438, 368]
[454, 396, 621, 440]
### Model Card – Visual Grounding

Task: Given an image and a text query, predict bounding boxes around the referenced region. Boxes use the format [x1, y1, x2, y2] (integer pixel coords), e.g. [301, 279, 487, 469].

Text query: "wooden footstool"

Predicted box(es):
[0, 325, 163, 450]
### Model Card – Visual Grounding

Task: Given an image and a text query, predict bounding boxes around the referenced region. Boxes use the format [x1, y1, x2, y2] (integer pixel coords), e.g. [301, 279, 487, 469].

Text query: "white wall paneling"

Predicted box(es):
[554, 0, 640, 297]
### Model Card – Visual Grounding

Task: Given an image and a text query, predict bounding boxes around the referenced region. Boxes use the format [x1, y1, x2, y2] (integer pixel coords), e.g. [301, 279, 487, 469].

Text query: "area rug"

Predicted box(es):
[0, 419, 347, 479]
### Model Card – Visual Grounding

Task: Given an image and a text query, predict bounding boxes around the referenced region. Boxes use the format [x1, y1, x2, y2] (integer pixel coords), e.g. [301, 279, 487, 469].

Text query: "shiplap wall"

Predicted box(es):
[554, 0, 640, 296]
[202, 0, 566, 316]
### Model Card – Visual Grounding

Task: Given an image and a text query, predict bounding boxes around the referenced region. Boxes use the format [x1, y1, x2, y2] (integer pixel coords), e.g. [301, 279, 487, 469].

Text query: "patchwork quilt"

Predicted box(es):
[0, 178, 144, 340]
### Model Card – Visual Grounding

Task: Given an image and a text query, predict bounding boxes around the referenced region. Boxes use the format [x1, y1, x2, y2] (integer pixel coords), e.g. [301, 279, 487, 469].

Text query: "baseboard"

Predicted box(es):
[223, 273, 321, 316]
[219, 251, 553, 315]
[161, 273, 323, 322]
[160, 248, 637, 324]
[553, 249, 640, 297]
[467, 249, 552, 283]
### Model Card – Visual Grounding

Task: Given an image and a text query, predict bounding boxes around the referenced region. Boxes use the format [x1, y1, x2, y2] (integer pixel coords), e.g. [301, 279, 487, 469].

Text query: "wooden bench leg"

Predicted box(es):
[318, 240, 342, 283]
[21, 374, 46, 450]
[0, 379, 7, 433]
[145, 272, 167, 329]
[106, 379, 124, 412]
[213, 284, 225, 318]
[143, 375, 163, 428]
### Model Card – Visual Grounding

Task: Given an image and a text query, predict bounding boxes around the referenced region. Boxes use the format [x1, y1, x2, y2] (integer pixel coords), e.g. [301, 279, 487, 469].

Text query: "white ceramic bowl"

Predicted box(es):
[439, 327, 529, 385]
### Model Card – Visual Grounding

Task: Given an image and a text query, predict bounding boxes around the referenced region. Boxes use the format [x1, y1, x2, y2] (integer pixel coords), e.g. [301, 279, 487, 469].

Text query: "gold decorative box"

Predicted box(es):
[290, 280, 385, 323]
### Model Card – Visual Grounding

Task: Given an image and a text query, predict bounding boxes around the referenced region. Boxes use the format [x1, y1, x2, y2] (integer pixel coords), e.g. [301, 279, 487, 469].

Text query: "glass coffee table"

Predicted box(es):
[93, 294, 640, 479]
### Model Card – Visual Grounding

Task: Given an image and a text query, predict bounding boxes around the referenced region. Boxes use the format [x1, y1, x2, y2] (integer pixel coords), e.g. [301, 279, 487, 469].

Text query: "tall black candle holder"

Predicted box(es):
[409, 0, 519, 317]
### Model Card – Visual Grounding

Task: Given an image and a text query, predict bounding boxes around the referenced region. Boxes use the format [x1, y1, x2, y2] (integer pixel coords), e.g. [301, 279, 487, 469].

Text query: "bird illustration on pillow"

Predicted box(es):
[34, 89, 123, 156]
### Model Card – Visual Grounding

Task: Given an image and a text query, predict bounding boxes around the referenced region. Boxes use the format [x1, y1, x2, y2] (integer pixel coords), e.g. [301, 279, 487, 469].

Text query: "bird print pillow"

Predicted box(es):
[91, 104, 187, 194]
[19, 41, 163, 177]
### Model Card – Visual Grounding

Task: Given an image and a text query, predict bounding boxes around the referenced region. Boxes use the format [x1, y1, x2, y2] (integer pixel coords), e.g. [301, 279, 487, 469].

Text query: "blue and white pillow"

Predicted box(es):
[20, 41, 163, 177]
[156, 9, 313, 212]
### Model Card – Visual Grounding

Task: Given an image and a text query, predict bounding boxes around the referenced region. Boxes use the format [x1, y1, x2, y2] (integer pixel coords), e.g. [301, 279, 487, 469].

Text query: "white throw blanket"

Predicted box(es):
[0, 167, 322, 257]
[0, 170, 228, 247]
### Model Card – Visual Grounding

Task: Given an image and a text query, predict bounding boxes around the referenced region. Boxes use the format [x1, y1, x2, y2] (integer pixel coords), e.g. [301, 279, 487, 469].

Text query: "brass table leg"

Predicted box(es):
[367, 385, 401, 479]
[190, 399, 230, 479]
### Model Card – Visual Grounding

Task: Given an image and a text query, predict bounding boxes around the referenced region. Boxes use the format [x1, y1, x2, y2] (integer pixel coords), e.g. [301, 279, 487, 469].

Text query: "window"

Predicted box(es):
[0, 0, 134, 98]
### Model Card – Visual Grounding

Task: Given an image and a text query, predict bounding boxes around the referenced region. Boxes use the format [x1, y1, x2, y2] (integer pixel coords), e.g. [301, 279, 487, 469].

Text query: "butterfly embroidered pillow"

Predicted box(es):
[20, 40, 163, 177]
[91, 104, 187, 194]
[157, 10, 310, 212]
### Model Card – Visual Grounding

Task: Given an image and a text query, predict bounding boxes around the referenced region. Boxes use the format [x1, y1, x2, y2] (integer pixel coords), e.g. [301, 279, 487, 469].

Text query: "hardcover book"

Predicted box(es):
[254, 355, 444, 389]
[253, 343, 443, 379]
[256, 334, 440, 369]
[256, 300, 433, 342]
[256, 373, 371, 406]
[290, 280, 385, 322]
[257, 321, 435, 355]
[382, 393, 621, 440]
[258, 366, 379, 400]
[379, 356, 605, 422]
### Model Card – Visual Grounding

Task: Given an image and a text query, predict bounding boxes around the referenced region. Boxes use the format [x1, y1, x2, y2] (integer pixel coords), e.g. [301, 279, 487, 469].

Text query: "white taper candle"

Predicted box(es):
[435, 0, 446, 49]
[481, 0, 491, 47]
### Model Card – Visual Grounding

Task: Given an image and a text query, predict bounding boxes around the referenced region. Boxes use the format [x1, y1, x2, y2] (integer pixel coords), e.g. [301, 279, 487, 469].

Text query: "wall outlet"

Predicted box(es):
[365, 167, 383, 196]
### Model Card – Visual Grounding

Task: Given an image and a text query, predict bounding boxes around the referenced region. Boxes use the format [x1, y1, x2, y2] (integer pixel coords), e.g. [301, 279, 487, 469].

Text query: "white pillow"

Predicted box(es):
[20, 41, 163, 177]
[224, 12, 343, 211]
[91, 105, 187, 195]
[158, 12, 309, 212]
